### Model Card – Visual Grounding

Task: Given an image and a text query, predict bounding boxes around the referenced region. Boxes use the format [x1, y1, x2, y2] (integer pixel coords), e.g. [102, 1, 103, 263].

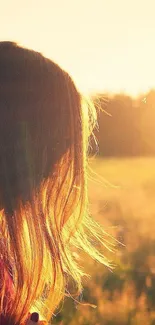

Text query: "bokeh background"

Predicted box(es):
[1, 1, 155, 324]
[52, 91, 155, 325]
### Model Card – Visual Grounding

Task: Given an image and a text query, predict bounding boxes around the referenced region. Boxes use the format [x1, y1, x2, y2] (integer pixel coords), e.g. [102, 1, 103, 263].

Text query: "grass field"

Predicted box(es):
[52, 157, 155, 325]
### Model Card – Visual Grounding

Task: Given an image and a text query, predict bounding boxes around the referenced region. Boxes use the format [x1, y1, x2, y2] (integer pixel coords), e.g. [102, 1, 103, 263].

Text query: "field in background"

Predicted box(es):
[53, 157, 155, 325]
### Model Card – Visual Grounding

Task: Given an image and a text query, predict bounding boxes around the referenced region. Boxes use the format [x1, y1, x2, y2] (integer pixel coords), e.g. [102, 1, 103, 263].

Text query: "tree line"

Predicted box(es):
[92, 89, 155, 157]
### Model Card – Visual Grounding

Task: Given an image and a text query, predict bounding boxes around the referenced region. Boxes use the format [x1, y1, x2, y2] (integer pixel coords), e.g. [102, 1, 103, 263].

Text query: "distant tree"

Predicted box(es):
[92, 89, 155, 157]
[138, 89, 155, 155]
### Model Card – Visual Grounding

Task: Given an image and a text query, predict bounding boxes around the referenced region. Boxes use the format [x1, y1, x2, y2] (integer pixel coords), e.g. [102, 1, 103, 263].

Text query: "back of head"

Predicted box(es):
[0, 42, 107, 325]
[0, 41, 91, 324]
[0, 41, 78, 214]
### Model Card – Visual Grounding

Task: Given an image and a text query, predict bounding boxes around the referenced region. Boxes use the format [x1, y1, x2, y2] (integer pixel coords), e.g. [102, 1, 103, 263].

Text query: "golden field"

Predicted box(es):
[53, 157, 155, 325]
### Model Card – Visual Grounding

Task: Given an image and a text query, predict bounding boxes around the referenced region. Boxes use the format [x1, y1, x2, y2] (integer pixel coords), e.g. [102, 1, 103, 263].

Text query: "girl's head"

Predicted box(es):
[0, 41, 88, 214]
[0, 42, 108, 325]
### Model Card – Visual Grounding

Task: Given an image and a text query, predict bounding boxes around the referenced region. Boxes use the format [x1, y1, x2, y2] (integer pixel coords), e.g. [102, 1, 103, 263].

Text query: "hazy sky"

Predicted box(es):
[1, 0, 155, 96]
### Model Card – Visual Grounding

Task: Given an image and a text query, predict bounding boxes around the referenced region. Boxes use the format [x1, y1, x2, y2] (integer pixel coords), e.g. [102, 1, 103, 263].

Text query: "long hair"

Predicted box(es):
[0, 42, 111, 324]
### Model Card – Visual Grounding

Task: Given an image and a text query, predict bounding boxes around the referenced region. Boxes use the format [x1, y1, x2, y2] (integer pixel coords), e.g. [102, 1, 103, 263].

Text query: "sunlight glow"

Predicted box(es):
[0, 0, 155, 96]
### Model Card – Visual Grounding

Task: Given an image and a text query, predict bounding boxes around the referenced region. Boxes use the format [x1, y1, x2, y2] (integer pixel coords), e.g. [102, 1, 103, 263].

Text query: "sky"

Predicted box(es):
[0, 0, 155, 96]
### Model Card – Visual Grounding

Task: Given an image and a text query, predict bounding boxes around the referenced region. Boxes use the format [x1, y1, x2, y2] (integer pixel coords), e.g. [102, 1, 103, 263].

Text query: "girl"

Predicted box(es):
[0, 41, 110, 324]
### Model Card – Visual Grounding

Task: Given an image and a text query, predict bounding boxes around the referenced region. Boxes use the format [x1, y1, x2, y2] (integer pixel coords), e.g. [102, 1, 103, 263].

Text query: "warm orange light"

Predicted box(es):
[0, 1, 155, 96]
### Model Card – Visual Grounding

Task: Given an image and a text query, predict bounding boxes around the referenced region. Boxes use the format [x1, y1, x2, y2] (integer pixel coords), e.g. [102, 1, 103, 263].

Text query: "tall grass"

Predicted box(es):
[52, 157, 155, 325]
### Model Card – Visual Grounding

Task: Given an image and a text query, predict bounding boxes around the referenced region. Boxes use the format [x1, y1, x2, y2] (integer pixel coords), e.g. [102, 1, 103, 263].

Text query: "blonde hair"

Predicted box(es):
[0, 42, 111, 324]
